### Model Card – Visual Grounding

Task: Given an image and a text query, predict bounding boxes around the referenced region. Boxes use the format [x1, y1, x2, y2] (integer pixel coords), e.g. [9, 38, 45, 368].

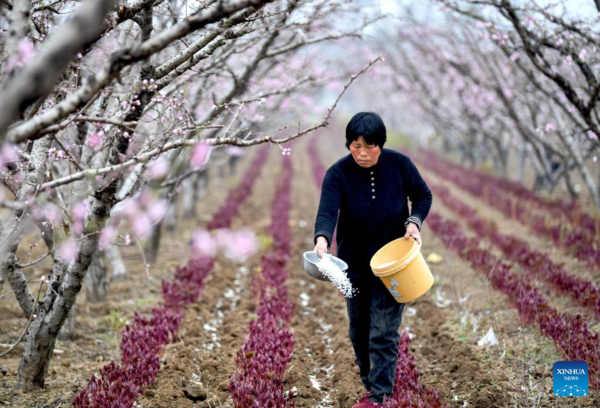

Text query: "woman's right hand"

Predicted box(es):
[314, 236, 329, 259]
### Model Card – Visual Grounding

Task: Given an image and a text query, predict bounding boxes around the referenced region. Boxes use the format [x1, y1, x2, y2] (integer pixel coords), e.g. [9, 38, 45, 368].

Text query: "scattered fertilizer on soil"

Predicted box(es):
[315, 255, 357, 297]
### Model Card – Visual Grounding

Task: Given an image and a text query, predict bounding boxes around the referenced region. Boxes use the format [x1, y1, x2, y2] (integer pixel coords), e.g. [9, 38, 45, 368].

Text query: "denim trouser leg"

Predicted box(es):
[346, 278, 406, 403]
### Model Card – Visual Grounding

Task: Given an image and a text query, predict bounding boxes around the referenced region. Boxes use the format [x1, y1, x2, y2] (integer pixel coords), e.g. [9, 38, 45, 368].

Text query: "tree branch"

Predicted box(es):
[0, 0, 118, 140]
[4, 0, 274, 145]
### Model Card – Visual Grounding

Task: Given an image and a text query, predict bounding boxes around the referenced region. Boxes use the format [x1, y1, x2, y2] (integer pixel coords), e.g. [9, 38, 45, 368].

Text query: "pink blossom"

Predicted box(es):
[72, 221, 83, 235]
[147, 200, 168, 223]
[149, 157, 170, 179]
[86, 132, 103, 149]
[222, 229, 259, 262]
[227, 146, 244, 157]
[0, 143, 18, 165]
[44, 203, 61, 224]
[579, 49, 587, 61]
[73, 200, 89, 222]
[99, 226, 116, 250]
[588, 130, 598, 140]
[137, 189, 154, 208]
[191, 229, 217, 258]
[18, 38, 34, 63]
[121, 197, 140, 218]
[545, 123, 555, 132]
[132, 213, 151, 238]
[191, 141, 211, 168]
[59, 239, 79, 263]
[213, 228, 230, 248]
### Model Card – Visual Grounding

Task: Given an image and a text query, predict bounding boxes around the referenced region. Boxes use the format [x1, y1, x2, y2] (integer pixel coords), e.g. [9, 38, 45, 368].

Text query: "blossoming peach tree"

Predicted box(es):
[0, 0, 382, 390]
[346, 0, 600, 206]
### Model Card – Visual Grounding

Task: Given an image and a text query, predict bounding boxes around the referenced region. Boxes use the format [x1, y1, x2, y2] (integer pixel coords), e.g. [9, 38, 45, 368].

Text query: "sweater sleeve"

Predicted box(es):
[314, 167, 341, 248]
[402, 156, 433, 229]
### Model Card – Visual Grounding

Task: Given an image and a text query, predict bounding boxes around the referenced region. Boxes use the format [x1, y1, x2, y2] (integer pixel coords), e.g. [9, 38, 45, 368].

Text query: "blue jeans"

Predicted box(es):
[345, 276, 406, 403]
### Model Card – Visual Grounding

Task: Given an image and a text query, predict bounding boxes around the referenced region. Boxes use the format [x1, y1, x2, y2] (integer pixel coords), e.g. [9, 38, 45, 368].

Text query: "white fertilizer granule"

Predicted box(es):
[315, 255, 358, 298]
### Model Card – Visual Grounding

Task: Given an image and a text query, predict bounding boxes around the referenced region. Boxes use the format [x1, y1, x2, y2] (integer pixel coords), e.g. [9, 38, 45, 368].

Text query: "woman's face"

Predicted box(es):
[349, 136, 381, 168]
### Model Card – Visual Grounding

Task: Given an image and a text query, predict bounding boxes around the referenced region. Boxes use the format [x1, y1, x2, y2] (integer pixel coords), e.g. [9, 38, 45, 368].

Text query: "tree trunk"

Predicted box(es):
[106, 245, 127, 282]
[145, 220, 163, 264]
[182, 174, 197, 219]
[228, 155, 240, 176]
[218, 161, 227, 180]
[164, 200, 178, 232]
[561, 133, 600, 207]
[516, 143, 526, 181]
[195, 169, 208, 201]
[83, 251, 108, 303]
[1, 134, 54, 317]
[17, 167, 119, 389]
[561, 157, 579, 200]
[490, 138, 508, 178]
[57, 306, 77, 341]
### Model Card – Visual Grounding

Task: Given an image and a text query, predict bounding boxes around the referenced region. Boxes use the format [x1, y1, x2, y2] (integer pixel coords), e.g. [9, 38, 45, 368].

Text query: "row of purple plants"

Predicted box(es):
[73, 146, 269, 407]
[429, 181, 600, 319]
[229, 152, 296, 407]
[310, 140, 446, 406]
[427, 209, 600, 389]
[413, 150, 600, 269]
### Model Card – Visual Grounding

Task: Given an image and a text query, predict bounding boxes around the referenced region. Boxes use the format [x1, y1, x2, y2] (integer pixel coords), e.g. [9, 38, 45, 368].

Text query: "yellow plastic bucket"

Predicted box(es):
[370, 237, 434, 303]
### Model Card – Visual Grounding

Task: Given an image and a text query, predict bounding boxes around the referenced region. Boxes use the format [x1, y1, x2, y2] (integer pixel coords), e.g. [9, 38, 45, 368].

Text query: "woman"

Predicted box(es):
[313, 112, 433, 407]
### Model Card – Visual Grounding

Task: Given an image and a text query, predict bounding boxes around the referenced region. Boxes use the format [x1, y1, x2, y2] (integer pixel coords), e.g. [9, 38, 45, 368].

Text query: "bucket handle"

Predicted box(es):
[401, 236, 422, 267]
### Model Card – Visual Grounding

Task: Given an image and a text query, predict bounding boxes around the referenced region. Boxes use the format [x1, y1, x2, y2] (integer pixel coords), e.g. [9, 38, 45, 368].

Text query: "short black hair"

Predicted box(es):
[345, 111, 387, 149]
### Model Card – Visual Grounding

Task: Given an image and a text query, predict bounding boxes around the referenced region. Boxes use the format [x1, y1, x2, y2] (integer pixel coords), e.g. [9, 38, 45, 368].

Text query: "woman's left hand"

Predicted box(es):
[404, 223, 422, 245]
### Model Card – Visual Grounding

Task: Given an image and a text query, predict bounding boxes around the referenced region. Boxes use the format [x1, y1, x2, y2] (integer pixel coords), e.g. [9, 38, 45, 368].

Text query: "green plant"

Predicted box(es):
[106, 310, 127, 334]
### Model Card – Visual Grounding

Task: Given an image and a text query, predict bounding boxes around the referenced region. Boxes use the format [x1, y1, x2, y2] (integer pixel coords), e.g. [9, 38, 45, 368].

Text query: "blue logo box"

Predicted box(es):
[553, 361, 588, 397]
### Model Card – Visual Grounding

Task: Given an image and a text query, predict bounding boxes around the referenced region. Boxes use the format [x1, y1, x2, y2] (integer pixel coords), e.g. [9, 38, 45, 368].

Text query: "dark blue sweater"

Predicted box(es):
[314, 148, 433, 282]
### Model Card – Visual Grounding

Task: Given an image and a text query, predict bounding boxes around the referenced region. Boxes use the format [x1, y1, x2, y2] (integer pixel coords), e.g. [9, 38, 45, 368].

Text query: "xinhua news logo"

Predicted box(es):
[553, 361, 588, 397]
